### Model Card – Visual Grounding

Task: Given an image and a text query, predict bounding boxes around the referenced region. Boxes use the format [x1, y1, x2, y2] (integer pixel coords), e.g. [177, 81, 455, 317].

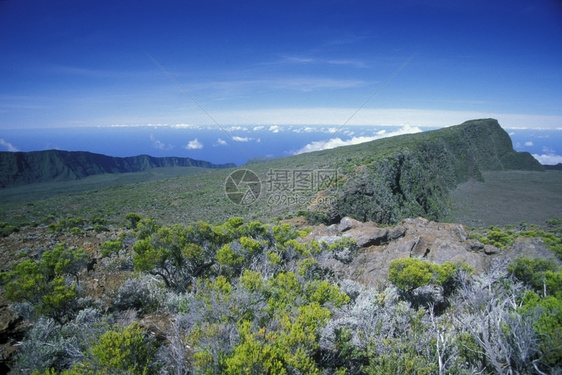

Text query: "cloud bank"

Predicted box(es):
[231, 136, 252, 142]
[532, 153, 562, 165]
[293, 124, 422, 154]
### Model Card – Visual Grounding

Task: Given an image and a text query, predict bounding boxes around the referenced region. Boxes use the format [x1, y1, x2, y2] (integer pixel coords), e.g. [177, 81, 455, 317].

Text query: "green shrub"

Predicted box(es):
[101, 240, 122, 257]
[0, 222, 19, 237]
[519, 228, 562, 260]
[3, 259, 46, 303]
[41, 244, 89, 280]
[88, 323, 161, 374]
[479, 227, 514, 249]
[125, 212, 143, 229]
[388, 258, 435, 291]
[508, 257, 560, 296]
[388, 258, 471, 295]
[67, 227, 84, 235]
[93, 224, 109, 233]
[216, 244, 244, 268]
[39, 277, 77, 319]
[520, 292, 562, 366]
[546, 218, 562, 226]
[239, 236, 262, 254]
[2, 243, 88, 323]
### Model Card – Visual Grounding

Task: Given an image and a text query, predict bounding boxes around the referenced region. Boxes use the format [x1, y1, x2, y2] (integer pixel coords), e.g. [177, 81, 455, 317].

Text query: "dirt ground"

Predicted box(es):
[448, 170, 562, 227]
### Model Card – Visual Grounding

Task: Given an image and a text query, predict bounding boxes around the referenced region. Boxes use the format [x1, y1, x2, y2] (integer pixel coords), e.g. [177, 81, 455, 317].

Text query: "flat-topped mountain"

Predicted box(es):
[0, 150, 235, 188]
[310, 118, 544, 224]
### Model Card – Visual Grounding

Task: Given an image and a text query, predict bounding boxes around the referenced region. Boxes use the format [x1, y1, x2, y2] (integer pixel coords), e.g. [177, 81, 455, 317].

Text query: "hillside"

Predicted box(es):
[0, 150, 235, 188]
[318, 118, 543, 223]
[0, 119, 546, 228]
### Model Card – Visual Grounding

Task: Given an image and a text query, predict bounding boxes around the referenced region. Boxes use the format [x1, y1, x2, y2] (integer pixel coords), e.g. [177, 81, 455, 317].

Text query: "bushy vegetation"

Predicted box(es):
[472, 220, 562, 259]
[1, 215, 561, 374]
[1, 243, 89, 324]
[0, 221, 19, 237]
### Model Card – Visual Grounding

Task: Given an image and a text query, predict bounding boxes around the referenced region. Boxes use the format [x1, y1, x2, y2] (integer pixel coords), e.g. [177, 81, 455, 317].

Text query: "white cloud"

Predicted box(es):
[172, 123, 200, 129]
[0, 138, 19, 151]
[269, 125, 280, 133]
[150, 134, 174, 150]
[185, 139, 203, 150]
[532, 153, 562, 165]
[232, 136, 252, 142]
[293, 124, 422, 154]
[226, 126, 248, 132]
[293, 126, 315, 133]
[214, 138, 227, 146]
[253, 126, 265, 131]
[524, 141, 534, 147]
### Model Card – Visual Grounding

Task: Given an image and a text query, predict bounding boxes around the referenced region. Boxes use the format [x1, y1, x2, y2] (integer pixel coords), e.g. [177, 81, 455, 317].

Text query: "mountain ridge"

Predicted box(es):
[0, 150, 236, 188]
[311, 119, 544, 224]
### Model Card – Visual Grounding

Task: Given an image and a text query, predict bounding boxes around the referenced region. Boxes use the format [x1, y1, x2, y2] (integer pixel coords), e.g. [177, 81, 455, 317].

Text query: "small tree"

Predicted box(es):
[86, 323, 161, 374]
[125, 212, 143, 229]
[132, 225, 214, 291]
[41, 244, 89, 282]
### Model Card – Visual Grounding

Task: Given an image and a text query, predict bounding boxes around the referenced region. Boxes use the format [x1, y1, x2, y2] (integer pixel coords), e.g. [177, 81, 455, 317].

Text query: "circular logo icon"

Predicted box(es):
[225, 169, 261, 205]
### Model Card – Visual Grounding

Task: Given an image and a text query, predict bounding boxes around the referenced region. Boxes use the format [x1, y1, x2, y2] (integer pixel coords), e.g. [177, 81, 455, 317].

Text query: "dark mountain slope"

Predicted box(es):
[0, 150, 235, 187]
[544, 163, 562, 171]
[313, 119, 544, 224]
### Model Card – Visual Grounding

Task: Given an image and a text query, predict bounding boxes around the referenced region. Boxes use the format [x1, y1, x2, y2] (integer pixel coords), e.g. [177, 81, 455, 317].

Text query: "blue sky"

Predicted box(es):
[1, 0, 561, 162]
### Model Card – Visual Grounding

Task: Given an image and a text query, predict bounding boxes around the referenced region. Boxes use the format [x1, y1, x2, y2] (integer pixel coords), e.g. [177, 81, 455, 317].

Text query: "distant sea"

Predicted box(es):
[2, 125, 561, 166]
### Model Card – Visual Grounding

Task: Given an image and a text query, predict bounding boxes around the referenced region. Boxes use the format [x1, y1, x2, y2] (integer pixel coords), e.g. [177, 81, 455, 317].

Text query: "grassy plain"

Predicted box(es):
[448, 170, 562, 227]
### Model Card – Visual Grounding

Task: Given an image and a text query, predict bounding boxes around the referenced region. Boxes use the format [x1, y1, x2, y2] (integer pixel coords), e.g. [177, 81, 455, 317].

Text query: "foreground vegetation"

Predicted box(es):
[1, 216, 561, 374]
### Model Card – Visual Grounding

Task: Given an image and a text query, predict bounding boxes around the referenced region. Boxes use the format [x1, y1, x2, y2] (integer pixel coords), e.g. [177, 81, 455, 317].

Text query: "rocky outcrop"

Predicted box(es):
[0, 150, 236, 187]
[303, 217, 559, 285]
